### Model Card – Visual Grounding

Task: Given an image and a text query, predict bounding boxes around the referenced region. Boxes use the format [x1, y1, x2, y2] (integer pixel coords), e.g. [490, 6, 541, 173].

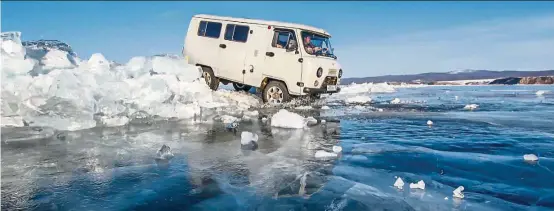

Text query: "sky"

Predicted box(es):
[2, 1, 554, 77]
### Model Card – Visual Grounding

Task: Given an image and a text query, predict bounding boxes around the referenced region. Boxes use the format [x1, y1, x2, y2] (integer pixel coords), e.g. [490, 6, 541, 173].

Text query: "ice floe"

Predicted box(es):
[409, 180, 425, 190]
[270, 109, 306, 129]
[393, 177, 405, 189]
[523, 154, 539, 161]
[315, 150, 338, 158]
[453, 186, 465, 199]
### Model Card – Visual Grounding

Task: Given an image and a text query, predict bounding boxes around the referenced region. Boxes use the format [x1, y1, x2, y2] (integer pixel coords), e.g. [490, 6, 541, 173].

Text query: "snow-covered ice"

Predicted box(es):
[393, 177, 405, 189]
[464, 104, 479, 110]
[270, 109, 306, 129]
[453, 186, 465, 199]
[315, 150, 338, 158]
[1, 32, 261, 131]
[523, 154, 539, 161]
[409, 180, 425, 190]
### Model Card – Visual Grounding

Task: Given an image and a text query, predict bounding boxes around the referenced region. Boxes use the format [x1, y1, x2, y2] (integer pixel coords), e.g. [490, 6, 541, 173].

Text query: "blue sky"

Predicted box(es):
[2, 1, 554, 77]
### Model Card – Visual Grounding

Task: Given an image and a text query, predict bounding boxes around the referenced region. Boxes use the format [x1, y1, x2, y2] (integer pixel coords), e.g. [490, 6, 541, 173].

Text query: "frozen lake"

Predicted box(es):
[2, 85, 554, 211]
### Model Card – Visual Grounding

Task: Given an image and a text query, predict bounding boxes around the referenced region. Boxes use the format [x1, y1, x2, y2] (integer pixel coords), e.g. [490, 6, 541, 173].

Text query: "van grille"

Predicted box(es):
[322, 76, 338, 87]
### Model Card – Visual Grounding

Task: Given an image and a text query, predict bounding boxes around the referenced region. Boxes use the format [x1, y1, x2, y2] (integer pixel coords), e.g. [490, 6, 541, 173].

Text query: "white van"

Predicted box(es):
[183, 14, 342, 103]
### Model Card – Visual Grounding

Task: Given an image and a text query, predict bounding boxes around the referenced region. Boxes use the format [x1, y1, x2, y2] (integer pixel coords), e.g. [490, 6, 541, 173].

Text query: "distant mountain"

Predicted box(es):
[342, 70, 554, 84]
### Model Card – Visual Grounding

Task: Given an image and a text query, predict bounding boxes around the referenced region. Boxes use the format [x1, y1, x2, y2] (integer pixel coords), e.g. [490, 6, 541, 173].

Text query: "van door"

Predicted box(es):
[242, 25, 271, 88]
[218, 23, 250, 83]
[262, 28, 303, 95]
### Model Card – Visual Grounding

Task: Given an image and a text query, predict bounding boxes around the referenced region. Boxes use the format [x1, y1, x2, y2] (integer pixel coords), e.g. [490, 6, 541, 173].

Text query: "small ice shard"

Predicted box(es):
[445, 197, 449, 200]
[321, 106, 330, 110]
[427, 120, 433, 126]
[394, 177, 405, 189]
[241, 131, 259, 150]
[306, 116, 318, 126]
[409, 180, 425, 190]
[464, 104, 479, 110]
[455, 96, 459, 100]
[390, 98, 401, 104]
[156, 144, 174, 160]
[453, 186, 464, 199]
[536, 90, 548, 96]
[332, 146, 342, 153]
[378, 108, 384, 112]
[315, 150, 337, 158]
[523, 154, 539, 161]
[321, 119, 326, 124]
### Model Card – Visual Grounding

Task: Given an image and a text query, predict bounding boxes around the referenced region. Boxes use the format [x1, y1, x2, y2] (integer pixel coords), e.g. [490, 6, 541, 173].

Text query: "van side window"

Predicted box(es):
[272, 30, 296, 49]
[224, 24, 249, 42]
[197, 20, 222, 38]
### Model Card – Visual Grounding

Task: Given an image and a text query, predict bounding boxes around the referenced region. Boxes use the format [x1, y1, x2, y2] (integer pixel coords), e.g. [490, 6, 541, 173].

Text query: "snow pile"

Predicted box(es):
[270, 109, 306, 129]
[1, 32, 261, 131]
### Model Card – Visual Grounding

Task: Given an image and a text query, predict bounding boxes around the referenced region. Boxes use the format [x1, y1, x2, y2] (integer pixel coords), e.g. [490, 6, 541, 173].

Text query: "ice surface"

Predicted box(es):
[453, 186, 465, 199]
[523, 154, 539, 161]
[464, 104, 479, 110]
[332, 146, 342, 153]
[409, 180, 425, 190]
[270, 109, 306, 129]
[315, 150, 338, 158]
[393, 177, 405, 189]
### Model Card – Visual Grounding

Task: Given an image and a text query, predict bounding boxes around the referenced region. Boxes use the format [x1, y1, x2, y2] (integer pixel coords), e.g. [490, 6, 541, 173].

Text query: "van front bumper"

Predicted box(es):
[303, 87, 341, 95]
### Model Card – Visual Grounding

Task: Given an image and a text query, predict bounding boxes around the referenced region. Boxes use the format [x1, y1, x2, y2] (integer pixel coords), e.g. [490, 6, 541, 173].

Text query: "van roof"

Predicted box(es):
[193, 14, 331, 37]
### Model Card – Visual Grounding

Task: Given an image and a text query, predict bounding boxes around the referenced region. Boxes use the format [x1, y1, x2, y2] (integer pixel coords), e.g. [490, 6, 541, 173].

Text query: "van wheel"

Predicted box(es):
[201, 67, 219, 90]
[263, 81, 290, 104]
[233, 83, 252, 92]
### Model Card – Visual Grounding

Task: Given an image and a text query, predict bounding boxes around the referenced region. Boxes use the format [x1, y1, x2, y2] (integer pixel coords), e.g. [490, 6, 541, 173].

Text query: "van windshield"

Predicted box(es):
[301, 31, 335, 58]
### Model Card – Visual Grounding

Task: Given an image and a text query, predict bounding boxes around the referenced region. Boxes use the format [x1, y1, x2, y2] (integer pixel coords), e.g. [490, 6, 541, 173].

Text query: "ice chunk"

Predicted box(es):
[445, 197, 449, 200]
[41, 49, 75, 70]
[455, 96, 459, 100]
[332, 146, 342, 153]
[321, 119, 326, 124]
[315, 150, 338, 158]
[100, 116, 129, 127]
[536, 90, 549, 96]
[464, 104, 479, 110]
[1, 116, 24, 127]
[409, 180, 425, 190]
[390, 98, 401, 104]
[271, 109, 305, 129]
[353, 105, 365, 110]
[345, 96, 372, 104]
[321, 105, 330, 110]
[241, 131, 259, 150]
[87, 53, 110, 72]
[523, 154, 539, 161]
[453, 186, 464, 199]
[295, 105, 313, 110]
[305, 116, 318, 126]
[156, 144, 174, 160]
[427, 120, 433, 126]
[220, 115, 240, 124]
[394, 177, 405, 190]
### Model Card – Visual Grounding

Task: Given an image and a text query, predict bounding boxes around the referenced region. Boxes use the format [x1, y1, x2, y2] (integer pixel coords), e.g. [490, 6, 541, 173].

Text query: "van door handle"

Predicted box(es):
[266, 52, 274, 57]
[219, 44, 226, 49]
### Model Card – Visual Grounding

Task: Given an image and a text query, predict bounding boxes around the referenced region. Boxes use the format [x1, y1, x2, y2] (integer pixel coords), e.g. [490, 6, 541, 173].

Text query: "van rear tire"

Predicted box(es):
[233, 83, 252, 92]
[263, 81, 290, 104]
[201, 66, 219, 91]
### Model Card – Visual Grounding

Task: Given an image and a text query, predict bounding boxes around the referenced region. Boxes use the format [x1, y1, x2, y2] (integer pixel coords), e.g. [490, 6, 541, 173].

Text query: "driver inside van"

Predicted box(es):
[303, 35, 321, 54]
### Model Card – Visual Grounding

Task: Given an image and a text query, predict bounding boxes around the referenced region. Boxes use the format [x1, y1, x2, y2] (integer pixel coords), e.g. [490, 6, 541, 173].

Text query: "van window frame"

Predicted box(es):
[224, 23, 250, 43]
[197, 20, 222, 39]
[271, 28, 297, 50]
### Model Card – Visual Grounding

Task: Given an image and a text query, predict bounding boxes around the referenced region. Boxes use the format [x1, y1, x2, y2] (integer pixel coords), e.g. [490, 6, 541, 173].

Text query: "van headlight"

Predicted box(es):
[338, 69, 343, 78]
[316, 67, 323, 78]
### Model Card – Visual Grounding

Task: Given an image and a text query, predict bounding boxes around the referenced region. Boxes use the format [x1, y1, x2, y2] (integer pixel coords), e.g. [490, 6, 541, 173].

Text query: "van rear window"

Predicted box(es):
[224, 24, 249, 42]
[197, 21, 222, 38]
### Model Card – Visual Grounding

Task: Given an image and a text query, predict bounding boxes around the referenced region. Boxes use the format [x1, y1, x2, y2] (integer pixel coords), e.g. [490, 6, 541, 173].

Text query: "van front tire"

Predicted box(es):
[201, 66, 219, 91]
[263, 81, 290, 104]
[233, 83, 252, 92]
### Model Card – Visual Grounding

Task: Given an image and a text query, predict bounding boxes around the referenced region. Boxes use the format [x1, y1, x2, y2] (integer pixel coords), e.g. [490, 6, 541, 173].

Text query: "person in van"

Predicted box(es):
[303, 35, 321, 54]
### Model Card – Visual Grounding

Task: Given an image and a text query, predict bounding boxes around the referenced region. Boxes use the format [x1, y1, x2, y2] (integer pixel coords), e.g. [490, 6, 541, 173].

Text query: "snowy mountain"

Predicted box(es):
[343, 69, 554, 84]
